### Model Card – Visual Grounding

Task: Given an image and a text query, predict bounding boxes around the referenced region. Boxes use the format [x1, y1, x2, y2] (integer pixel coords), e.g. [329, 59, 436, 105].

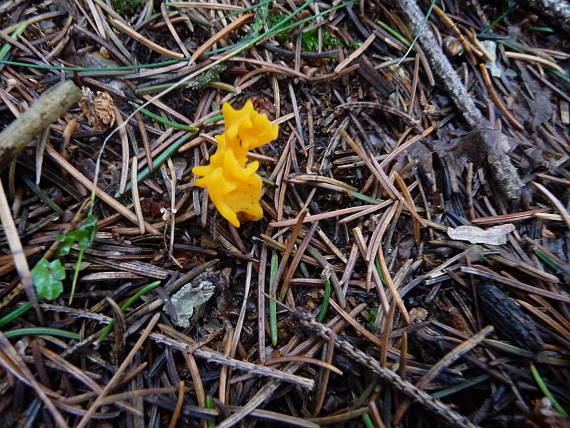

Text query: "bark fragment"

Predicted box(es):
[0, 80, 81, 169]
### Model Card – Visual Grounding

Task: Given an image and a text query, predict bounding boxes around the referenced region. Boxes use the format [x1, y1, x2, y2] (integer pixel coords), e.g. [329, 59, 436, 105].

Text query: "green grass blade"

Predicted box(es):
[530, 363, 568, 417]
[260, 176, 276, 187]
[203, 114, 223, 124]
[129, 102, 199, 132]
[0, 302, 33, 328]
[316, 279, 331, 322]
[495, 39, 523, 53]
[362, 413, 375, 428]
[431, 374, 490, 399]
[205, 395, 215, 428]
[377, 20, 409, 44]
[120, 280, 162, 311]
[117, 132, 194, 198]
[97, 280, 161, 342]
[398, 0, 437, 65]
[534, 248, 559, 271]
[0, 23, 27, 61]
[0, 58, 185, 72]
[529, 27, 554, 33]
[4, 327, 79, 340]
[68, 246, 85, 304]
[480, 5, 516, 34]
[375, 256, 386, 283]
[549, 69, 570, 85]
[269, 252, 278, 346]
[21, 175, 65, 216]
[350, 191, 382, 205]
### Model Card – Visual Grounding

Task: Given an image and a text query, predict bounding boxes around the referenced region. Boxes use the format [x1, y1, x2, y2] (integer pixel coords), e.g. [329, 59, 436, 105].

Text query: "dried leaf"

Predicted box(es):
[447, 224, 515, 245]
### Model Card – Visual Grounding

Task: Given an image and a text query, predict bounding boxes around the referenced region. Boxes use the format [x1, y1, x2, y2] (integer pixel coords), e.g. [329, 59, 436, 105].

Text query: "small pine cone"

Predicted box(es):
[79, 87, 116, 131]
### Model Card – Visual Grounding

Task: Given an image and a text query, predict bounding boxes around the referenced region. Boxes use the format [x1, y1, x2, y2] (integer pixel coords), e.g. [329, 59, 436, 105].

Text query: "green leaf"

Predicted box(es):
[57, 215, 98, 256]
[75, 215, 98, 249]
[56, 231, 76, 256]
[31, 258, 65, 300]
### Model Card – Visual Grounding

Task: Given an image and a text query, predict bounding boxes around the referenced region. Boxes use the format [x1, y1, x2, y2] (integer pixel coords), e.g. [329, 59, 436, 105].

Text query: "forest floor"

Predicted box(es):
[0, 0, 569, 427]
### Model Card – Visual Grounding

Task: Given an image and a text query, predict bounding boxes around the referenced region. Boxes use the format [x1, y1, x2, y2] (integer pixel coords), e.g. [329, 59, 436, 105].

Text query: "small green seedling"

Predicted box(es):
[31, 258, 65, 300]
[56, 215, 97, 257]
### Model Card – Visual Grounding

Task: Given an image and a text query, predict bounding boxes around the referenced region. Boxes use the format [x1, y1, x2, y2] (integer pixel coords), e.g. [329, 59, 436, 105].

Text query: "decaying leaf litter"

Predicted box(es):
[0, 0, 569, 426]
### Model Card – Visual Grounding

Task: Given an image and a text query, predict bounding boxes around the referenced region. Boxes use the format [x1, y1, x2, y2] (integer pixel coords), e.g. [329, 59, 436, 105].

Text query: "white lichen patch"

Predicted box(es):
[167, 279, 215, 328]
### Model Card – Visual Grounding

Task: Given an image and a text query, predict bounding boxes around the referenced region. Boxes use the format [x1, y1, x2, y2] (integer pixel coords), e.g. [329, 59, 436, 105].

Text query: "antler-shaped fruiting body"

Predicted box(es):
[192, 101, 278, 227]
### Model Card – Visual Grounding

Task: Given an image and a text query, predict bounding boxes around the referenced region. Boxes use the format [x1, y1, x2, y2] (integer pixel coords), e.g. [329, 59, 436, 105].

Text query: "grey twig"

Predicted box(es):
[293, 308, 480, 428]
[395, 0, 481, 127]
[394, 0, 523, 200]
[149, 332, 315, 390]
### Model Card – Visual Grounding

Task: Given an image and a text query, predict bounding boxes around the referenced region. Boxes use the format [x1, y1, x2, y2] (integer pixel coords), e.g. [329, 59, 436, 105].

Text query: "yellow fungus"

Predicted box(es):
[192, 100, 279, 227]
